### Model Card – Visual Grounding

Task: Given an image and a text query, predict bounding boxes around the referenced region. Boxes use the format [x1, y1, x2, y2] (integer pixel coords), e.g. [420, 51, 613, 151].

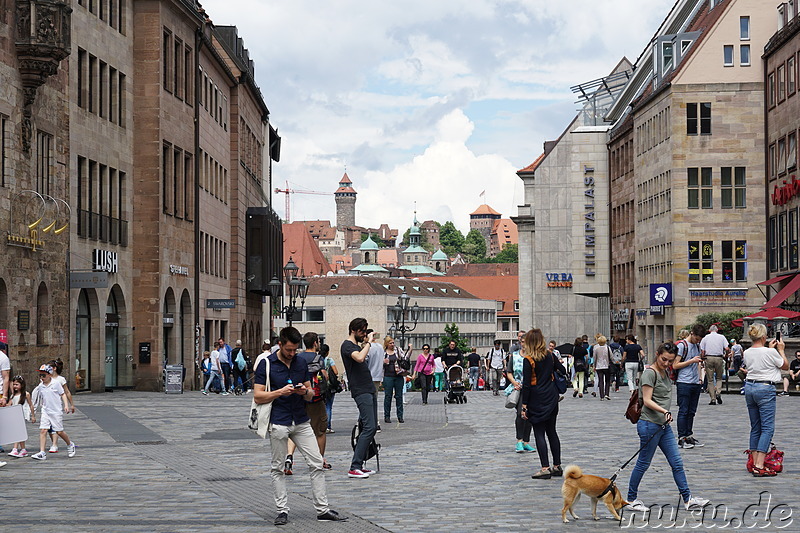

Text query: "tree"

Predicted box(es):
[684, 311, 748, 342]
[401, 226, 431, 251]
[439, 221, 465, 256]
[439, 323, 470, 354]
[463, 229, 487, 261]
[361, 233, 386, 248]
[494, 243, 518, 263]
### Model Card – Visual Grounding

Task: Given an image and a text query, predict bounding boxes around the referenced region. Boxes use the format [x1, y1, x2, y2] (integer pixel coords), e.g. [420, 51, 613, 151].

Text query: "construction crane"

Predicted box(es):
[274, 180, 333, 222]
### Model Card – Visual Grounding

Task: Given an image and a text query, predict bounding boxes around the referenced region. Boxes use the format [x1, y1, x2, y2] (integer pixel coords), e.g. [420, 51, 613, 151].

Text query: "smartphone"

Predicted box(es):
[293, 383, 304, 389]
[776, 331, 782, 342]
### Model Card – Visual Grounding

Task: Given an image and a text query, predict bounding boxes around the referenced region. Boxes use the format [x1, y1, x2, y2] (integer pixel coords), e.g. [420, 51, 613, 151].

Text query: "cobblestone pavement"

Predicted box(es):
[3, 385, 799, 532]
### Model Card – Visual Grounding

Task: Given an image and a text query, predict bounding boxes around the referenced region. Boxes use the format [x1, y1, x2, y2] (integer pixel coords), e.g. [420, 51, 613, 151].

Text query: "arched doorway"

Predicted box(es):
[105, 286, 132, 388]
[36, 282, 49, 345]
[0, 278, 7, 344]
[179, 289, 191, 369]
[76, 289, 91, 390]
[163, 288, 176, 366]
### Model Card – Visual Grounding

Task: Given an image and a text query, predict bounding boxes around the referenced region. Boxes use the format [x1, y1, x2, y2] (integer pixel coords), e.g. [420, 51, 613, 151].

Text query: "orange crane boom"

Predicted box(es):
[274, 180, 333, 222]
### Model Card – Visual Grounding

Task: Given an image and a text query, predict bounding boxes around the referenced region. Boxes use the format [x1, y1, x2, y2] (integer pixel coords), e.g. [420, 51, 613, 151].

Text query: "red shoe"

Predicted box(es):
[347, 469, 370, 478]
[752, 466, 777, 477]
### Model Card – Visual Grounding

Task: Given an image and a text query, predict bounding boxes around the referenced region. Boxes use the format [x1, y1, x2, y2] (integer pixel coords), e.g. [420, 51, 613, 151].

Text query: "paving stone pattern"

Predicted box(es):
[3, 387, 799, 532]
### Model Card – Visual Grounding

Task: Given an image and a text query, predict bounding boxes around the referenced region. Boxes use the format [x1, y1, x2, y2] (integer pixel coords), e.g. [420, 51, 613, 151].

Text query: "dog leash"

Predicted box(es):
[599, 423, 667, 498]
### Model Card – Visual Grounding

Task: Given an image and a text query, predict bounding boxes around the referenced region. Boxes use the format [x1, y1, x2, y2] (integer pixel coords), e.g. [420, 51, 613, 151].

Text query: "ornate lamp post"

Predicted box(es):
[390, 290, 420, 349]
[268, 257, 309, 327]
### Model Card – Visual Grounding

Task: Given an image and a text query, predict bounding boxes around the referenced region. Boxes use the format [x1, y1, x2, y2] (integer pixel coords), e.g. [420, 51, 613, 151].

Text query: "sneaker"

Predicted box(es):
[515, 442, 525, 453]
[49, 445, 58, 453]
[7, 449, 19, 457]
[685, 496, 710, 510]
[740, 388, 745, 395]
[376, 425, 381, 433]
[274, 512, 288, 526]
[687, 436, 704, 447]
[202, 390, 208, 395]
[317, 510, 348, 522]
[284, 456, 293, 476]
[678, 437, 694, 449]
[0, 461, 6, 468]
[17, 449, 28, 458]
[531, 468, 551, 479]
[605, 396, 611, 400]
[717, 396, 723, 404]
[67, 444, 76, 458]
[348, 469, 370, 478]
[709, 400, 717, 405]
[625, 499, 648, 512]
[31, 451, 47, 461]
[221, 391, 230, 396]
[398, 418, 404, 423]
[384, 417, 391, 423]
[550, 465, 563, 477]
[361, 468, 375, 475]
[522, 443, 536, 453]
[778, 391, 788, 397]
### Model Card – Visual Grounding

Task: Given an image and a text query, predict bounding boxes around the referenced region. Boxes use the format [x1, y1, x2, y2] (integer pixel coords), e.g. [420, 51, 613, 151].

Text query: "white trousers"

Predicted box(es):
[269, 421, 328, 514]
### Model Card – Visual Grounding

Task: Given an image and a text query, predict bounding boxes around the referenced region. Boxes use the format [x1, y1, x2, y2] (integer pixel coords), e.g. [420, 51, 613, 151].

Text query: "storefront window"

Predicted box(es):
[76, 290, 91, 390]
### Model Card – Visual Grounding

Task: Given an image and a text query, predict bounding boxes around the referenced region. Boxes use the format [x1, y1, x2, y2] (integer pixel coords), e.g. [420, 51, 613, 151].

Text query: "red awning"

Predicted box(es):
[745, 307, 800, 320]
[762, 274, 800, 309]
[757, 274, 794, 286]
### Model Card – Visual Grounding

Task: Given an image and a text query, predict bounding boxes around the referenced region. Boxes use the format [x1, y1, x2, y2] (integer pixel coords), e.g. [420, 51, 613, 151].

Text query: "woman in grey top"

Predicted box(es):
[625, 342, 709, 513]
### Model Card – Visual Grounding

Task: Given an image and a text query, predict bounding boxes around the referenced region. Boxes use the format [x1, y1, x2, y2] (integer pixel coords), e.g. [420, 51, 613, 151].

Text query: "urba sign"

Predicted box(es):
[546, 273, 573, 288]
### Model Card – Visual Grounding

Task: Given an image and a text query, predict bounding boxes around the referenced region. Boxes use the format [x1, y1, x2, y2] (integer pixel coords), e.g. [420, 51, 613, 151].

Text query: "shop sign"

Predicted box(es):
[206, 298, 236, 309]
[169, 264, 189, 276]
[650, 305, 664, 315]
[650, 283, 673, 307]
[545, 273, 573, 288]
[105, 313, 119, 328]
[772, 175, 800, 206]
[584, 167, 596, 276]
[18, 310, 30, 331]
[611, 308, 630, 322]
[0, 329, 7, 344]
[689, 289, 748, 306]
[93, 249, 118, 273]
[69, 271, 109, 289]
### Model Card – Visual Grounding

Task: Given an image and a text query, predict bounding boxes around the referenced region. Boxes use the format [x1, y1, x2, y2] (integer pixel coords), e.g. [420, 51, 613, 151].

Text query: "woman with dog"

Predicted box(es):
[625, 342, 709, 512]
[742, 324, 788, 477]
[521, 328, 566, 479]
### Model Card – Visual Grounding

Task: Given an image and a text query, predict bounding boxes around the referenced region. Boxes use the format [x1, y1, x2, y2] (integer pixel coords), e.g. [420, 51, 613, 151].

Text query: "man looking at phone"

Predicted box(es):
[674, 324, 706, 449]
[700, 324, 729, 405]
[341, 318, 378, 479]
[253, 326, 347, 525]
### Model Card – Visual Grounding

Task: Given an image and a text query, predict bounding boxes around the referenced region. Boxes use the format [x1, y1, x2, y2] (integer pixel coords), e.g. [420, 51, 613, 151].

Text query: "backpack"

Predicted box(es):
[671, 340, 689, 383]
[307, 353, 329, 400]
[327, 365, 344, 395]
[611, 345, 623, 365]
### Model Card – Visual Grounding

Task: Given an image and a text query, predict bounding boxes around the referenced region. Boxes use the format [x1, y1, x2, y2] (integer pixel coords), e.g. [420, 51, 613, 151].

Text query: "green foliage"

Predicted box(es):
[494, 244, 518, 263]
[439, 221, 465, 256]
[439, 323, 470, 354]
[360, 233, 386, 248]
[401, 226, 431, 251]
[463, 229, 487, 261]
[684, 311, 748, 342]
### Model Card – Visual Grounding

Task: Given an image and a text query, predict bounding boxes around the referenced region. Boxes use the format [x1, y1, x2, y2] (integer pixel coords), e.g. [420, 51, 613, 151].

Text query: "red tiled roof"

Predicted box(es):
[420, 275, 519, 317]
[517, 152, 545, 174]
[307, 276, 479, 299]
[492, 219, 518, 246]
[339, 172, 352, 184]
[282, 222, 333, 276]
[470, 204, 501, 216]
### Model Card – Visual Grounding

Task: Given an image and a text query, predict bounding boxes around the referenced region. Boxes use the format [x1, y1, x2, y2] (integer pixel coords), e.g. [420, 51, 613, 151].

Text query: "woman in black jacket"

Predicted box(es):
[521, 328, 567, 479]
[571, 338, 588, 398]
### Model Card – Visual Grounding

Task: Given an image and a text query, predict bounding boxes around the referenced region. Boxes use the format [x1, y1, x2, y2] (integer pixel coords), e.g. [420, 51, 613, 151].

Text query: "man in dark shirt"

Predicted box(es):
[442, 340, 464, 370]
[341, 317, 377, 479]
[253, 327, 346, 525]
[781, 350, 800, 396]
[467, 348, 482, 391]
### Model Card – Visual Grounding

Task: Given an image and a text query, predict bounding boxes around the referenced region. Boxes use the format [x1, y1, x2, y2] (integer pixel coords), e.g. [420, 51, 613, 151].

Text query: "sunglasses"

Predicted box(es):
[13, 375, 23, 380]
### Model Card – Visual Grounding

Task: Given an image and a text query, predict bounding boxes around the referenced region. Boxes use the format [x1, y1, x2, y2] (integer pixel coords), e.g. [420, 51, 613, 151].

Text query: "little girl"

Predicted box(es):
[8, 375, 36, 457]
[47, 358, 75, 453]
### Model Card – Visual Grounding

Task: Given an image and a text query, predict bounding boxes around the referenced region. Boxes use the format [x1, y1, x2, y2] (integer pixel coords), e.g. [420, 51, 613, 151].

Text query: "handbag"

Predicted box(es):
[247, 355, 272, 438]
[505, 388, 520, 409]
[624, 388, 643, 424]
[638, 359, 645, 372]
[745, 444, 784, 473]
[553, 355, 568, 394]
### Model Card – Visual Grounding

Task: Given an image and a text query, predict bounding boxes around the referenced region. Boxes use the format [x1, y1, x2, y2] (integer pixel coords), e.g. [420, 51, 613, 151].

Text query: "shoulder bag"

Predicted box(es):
[552, 354, 568, 394]
[247, 354, 272, 438]
[505, 388, 520, 409]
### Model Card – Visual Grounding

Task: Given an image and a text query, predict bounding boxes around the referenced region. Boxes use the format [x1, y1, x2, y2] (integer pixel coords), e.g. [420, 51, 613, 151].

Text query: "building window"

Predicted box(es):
[780, 211, 788, 270]
[769, 72, 776, 108]
[722, 240, 747, 282]
[779, 137, 787, 175]
[770, 143, 777, 180]
[306, 308, 325, 322]
[686, 103, 711, 135]
[723, 45, 734, 66]
[162, 141, 172, 214]
[687, 103, 698, 135]
[688, 241, 700, 281]
[770, 215, 778, 272]
[791, 210, 799, 270]
[699, 103, 711, 134]
[721, 167, 746, 208]
[779, 64, 787, 102]
[789, 132, 797, 170]
[663, 41, 674, 72]
[740, 45, 750, 66]
[740, 16, 750, 39]
[36, 131, 52, 196]
[789, 56, 797, 96]
[0, 114, 6, 187]
[687, 167, 712, 209]
[163, 29, 172, 93]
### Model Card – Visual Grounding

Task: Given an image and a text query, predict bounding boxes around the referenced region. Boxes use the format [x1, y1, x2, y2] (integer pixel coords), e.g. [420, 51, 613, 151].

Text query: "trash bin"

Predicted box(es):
[165, 364, 184, 394]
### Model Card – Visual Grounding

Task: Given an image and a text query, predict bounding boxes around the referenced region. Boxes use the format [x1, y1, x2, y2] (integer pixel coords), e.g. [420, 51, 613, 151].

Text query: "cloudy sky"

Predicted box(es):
[201, 0, 674, 234]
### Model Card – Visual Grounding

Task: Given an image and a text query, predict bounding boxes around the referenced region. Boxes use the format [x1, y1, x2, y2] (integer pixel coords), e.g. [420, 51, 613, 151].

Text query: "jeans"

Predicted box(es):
[625, 362, 640, 392]
[704, 356, 725, 401]
[269, 421, 328, 514]
[351, 393, 377, 471]
[418, 373, 433, 403]
[627, 420, 691, 503]
[675, 382, 701, 439]
[469, 367, 480, 391]
[596, 368, 610, 398]
[325, 394, 335, 430]
[489, 367, 503, 393]
[220, 362, 232, 391]
[531, 412, 560, 468]
[745, 383, 777, 453]
[203, 370, 222, 392]
[609, 364, 621, 390]
[383, 376, 404, 420]
[434, 372, 445, 391]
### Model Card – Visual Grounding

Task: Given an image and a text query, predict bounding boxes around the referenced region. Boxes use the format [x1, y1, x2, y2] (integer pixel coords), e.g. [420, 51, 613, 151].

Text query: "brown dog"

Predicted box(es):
[561, 465, 628, 523]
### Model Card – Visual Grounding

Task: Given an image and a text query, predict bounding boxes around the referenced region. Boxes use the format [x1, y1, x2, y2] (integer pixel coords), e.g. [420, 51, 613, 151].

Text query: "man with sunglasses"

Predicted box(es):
[341, 318, 377, 479]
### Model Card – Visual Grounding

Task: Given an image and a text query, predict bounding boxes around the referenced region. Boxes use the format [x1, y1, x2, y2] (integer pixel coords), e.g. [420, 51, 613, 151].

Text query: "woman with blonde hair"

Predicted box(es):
[382, 336, 408, 423]
[521, 328, 567, 479]
[742, 323, 788, 477]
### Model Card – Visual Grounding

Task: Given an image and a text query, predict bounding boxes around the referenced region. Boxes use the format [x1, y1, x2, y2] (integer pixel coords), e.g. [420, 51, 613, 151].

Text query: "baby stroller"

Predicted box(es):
[444, 365, 467, 404]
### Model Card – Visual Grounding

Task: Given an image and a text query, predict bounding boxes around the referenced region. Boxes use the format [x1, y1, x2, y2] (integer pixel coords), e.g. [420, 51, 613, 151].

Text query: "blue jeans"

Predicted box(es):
[627, 421, 691, 503]
[350, 393, 377, 471]
[203, 370, 222, 392]
[220, 362, 232, 391]
[383, 376, 404, 420]
[325, 394, 335, 430]
[675, 382, 701, 439]
[469, 367, 480, 391]
[745, 383, 777, 453]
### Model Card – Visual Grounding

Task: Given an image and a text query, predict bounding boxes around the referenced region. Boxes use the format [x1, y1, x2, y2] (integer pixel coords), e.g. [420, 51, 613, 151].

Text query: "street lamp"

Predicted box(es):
[268, 257, 309, 327]
[390, 289, 420, 349]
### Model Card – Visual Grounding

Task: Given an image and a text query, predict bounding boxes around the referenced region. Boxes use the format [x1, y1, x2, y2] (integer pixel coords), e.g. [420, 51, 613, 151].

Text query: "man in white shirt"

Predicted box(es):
[700, 325, 729, 405]
[31, 364, 75, 460]
[203, 341, 226, 395]
[486, 340, 506, 396]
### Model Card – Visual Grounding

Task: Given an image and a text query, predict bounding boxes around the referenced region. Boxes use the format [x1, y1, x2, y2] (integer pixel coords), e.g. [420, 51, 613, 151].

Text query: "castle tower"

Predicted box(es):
[334, 173, 357, 228]
[470, 204, 501, 251]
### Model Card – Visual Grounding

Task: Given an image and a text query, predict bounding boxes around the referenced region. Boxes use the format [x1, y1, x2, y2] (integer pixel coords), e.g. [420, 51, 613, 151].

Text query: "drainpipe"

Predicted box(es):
[193, 23, 203, 390]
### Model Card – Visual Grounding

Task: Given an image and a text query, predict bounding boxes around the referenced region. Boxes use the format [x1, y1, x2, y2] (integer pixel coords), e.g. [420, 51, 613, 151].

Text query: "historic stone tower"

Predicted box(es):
[334, 173, 357, 228]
